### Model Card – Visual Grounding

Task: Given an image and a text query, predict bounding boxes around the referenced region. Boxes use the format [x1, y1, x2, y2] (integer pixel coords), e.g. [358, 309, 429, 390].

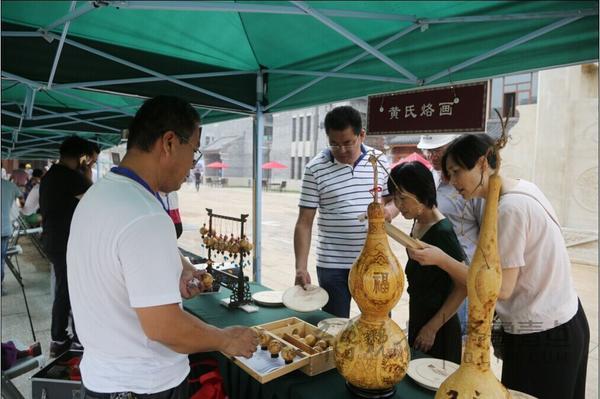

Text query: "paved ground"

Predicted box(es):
[2, 182, 597, 398]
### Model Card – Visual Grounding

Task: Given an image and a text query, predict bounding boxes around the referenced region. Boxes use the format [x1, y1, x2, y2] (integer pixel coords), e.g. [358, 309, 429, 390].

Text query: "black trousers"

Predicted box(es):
[501, 300, 590, 399]
[82, 377, 188, 399]
[47, 251, 76, 342]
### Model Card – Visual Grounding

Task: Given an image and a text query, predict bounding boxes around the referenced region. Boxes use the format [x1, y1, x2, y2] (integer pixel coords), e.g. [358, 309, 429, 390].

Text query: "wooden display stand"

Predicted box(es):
[204, 208, 252, 308]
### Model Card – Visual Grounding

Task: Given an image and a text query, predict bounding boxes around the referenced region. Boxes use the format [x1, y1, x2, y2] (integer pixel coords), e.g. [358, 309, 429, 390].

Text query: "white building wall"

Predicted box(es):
[499, 64, 598, 264]
[537, 64, 598, 231]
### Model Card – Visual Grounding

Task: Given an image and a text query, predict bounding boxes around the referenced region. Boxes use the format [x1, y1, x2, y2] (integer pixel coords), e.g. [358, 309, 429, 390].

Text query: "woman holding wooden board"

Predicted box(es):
[388, 161, 466, 363]
[408, 134, 590, 399]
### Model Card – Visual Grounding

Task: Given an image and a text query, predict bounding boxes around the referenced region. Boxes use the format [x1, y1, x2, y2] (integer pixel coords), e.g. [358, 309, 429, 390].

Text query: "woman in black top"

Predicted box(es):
[388, 161, 466, 363]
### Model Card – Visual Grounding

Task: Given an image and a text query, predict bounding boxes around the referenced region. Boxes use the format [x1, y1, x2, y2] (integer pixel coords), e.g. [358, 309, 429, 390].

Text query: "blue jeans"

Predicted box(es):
[1, 236, 9, 283]
[316, 267, 351, 318]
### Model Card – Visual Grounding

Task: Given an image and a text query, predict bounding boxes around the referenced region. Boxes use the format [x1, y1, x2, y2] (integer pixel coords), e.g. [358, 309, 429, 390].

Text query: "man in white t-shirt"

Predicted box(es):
[67, 96, 257, 399]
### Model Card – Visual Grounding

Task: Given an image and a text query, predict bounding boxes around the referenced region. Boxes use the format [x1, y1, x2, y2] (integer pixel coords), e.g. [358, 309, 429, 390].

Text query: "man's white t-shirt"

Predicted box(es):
[67, 172, 188, 393]
[496, 179, 578, 334]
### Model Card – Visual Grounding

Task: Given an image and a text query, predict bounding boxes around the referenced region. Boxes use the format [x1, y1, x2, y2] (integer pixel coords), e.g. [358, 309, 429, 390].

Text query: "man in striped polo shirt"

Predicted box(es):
[293, 106, 398, 317]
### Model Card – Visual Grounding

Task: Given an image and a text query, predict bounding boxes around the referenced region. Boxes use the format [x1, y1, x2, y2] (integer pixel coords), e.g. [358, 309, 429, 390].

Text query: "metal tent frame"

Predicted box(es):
[1, 1, 598, 281]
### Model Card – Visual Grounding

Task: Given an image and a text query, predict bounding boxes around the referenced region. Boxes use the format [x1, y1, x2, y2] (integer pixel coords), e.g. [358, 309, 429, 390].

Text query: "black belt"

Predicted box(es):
[83, 390, 136, 399]
[82, 380, 187, 399]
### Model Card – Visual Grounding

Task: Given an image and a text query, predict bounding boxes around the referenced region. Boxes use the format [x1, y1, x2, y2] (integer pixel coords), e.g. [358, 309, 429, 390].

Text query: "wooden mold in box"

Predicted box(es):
[228, 317, 336, 384]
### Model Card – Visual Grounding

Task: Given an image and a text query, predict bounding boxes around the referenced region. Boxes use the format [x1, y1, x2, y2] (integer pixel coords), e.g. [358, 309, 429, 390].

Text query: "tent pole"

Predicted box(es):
[57, 35, 257, 111]
[24, 87, 36, 120]
[267, 69, 413, 84]
[31, 105, 121, 132]
[264, 24, 420, 111]
[29, 105, 140, 121]
[252, 72, 264, 284]
[47, 0, 76, 89]
[292, 1, 418, 82]
[41, 1, 98, 33]
[52, 71, 256, 90]
[424, 15, 583, 85]
[2, 30, 257, 112]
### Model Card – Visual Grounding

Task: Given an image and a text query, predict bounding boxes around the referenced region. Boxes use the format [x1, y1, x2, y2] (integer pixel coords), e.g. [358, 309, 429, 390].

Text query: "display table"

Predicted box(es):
[184, 283, 435, 399]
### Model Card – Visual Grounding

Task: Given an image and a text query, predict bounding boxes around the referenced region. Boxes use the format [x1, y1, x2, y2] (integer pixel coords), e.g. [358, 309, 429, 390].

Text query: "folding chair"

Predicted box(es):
[12, 216, 47, 262]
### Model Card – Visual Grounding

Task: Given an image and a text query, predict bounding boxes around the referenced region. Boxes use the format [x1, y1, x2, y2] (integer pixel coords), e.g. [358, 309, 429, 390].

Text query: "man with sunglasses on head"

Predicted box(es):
[67, 96, 257, 399]
[417, 134, 484, 334]
[294, 105, 399, 318]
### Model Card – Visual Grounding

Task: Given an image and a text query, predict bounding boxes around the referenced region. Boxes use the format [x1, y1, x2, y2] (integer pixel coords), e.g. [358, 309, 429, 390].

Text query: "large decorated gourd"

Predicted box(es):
[435, 126, 511, 399]
[334, 154, 410, 398]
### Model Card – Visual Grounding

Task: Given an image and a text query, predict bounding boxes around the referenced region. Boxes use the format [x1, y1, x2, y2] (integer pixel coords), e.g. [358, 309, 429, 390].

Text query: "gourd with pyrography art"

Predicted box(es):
[435, 114, 511, 399]
[334, 154, 410, 394]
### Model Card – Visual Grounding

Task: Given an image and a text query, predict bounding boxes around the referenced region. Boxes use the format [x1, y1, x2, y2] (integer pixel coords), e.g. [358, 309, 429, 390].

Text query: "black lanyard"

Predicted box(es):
[110, 166, 167, 212]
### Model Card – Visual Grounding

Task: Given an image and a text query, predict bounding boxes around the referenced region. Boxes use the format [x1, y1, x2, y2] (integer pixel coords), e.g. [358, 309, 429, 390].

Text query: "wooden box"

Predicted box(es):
[228, 317, 336, 383]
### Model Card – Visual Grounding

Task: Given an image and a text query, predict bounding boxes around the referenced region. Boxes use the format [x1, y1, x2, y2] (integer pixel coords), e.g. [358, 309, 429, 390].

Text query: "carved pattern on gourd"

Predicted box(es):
[434, 174, 511, 399]
[336, 319, 409, 389]
[334, 200, 410, 391]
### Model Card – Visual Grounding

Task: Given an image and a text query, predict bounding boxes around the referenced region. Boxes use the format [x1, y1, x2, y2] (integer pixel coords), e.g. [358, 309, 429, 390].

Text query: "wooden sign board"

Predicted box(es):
[367, 81, 488, 135]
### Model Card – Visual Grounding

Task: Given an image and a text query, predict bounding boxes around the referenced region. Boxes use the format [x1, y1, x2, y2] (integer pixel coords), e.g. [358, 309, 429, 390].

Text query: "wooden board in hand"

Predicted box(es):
[384, 222, 425, 249]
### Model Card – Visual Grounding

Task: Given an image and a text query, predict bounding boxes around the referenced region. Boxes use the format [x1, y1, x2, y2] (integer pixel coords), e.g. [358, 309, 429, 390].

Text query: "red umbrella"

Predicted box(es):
[262, 161, 288, 169]
[390, 152, 432, 170]
[206, 161, 229, 169]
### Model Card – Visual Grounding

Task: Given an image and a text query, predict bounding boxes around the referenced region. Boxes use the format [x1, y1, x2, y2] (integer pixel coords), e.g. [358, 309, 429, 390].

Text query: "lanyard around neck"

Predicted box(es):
[110, 166, 167, 212]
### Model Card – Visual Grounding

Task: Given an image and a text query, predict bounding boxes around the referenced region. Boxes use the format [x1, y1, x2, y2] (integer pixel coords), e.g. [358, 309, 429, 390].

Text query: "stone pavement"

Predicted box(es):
[1, 182, 597, 398]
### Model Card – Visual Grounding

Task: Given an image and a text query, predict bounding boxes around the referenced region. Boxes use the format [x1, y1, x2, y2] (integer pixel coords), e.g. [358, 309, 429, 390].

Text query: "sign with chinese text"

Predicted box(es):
[367, 81, 488, 135]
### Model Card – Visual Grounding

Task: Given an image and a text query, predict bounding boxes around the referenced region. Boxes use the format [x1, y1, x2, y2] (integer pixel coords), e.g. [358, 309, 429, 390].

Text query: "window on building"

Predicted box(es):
[264, 126, 273, 144]
[292, 118, 296, 141]
[299, 117, 304, 141]
[490, 72, 538, 118]
[306, 115, 311, 140]
[305, 156, 310, 168]
[290, 157, 295, 179]
[502, 92, 516, 118]
[297, 157, 303, 180]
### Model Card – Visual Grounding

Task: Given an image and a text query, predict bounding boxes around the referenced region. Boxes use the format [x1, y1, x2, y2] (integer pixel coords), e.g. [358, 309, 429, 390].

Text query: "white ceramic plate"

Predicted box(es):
[252, 290, 284, 307]
[508, 390, 537, 399]
[317, 318, 349, 336]
[407, 358, 459, 391]
[282, 284, 329, 312]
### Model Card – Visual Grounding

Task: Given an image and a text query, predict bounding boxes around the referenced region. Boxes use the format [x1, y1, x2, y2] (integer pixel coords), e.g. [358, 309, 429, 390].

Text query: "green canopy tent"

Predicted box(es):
[0, 79, 240, 158]
[1, 0, 598, 279]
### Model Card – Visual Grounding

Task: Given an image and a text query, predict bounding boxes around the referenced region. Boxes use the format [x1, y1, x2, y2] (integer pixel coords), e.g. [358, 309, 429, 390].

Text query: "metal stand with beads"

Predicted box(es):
[200, 208, 253, 309]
